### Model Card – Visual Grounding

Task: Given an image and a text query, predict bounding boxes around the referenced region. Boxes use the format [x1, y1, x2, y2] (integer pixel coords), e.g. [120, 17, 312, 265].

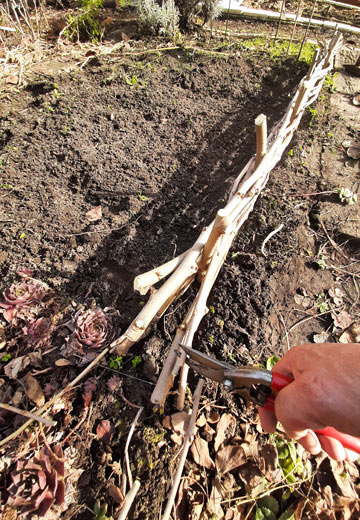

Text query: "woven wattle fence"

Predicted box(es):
[110, 32, 342, 416]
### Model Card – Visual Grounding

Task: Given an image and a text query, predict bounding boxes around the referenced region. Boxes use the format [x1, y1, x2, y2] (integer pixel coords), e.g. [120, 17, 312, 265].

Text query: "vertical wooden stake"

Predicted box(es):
[255, 114, 267, 167]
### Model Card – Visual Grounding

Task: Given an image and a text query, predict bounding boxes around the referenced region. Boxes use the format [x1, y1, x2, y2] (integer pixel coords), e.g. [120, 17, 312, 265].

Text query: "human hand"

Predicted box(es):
[259, 343, 360, 461]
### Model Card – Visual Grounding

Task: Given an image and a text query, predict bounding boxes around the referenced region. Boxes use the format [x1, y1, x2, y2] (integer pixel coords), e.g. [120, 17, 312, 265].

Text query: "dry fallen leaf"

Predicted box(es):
[339, 322, 360, 343]
[207, 410, 220, 424]
[170, 432, 183, 446]
[108, 483, 124, 506]
[171, 411, 191, 436]
[214, 414, 236, 452]
[55, 358, 72, 367]
[207, 477, 224, 519]
[96, 420, 115, 443]
[191, 436, 215, 469]
[237, 461, 264, 495]
[22, 373, 45, 407]
[196, 414, 207, 427]
[216, 445, 246, 474]
[331, 310, 353, 330]
[162, 415, 171, 429]
[85, 205, 102, 222]
[6, 75, 19, 85]
[4, 356, 30, 379]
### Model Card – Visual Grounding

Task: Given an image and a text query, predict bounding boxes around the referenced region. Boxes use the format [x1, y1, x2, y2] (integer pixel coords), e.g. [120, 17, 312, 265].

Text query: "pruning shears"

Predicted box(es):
[180, 345, 360, 454]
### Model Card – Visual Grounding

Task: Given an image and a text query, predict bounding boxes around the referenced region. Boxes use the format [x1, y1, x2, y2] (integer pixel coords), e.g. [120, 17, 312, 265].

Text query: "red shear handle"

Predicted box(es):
[264, 372, 360, 454]
[271, 371, 293, 392]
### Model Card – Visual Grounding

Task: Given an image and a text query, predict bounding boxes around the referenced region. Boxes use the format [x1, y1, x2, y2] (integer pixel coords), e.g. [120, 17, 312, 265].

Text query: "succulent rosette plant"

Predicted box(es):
[6, 445, 66, 517]
[0, 280, 47, 322]
[63, 307, 120, 359]
[74, 307, 119, 349]
[22, 317, 51, 345]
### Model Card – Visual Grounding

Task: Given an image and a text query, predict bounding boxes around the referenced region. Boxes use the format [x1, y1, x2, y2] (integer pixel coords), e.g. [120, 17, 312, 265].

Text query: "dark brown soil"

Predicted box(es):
[1, 11, 360, 520]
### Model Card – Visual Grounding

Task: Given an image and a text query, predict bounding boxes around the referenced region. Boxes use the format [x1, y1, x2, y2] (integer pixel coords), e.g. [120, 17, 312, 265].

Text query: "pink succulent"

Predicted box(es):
[22, 318, 51, 344]
[6, 445, 65, 517]
[74, 307, 119, 350]
[0, 281, 47, 322]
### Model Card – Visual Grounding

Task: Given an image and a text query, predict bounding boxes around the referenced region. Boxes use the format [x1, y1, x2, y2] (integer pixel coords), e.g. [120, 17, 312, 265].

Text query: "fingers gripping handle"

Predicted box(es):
[264, 371, 360, 454]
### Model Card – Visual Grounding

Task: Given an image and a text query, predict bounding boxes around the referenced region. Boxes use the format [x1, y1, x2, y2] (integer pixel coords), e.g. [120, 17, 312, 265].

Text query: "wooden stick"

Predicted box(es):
[286, 0, 303, 56]
[176, 363, 189, 411]
[134, 250, 189, 295]
[151, 327, 185, 409]
[162, 379, 204, 520]
[116, 480, 141, 520]
[255, 114, 267, 167]
[298, 0, 318, 61]
[198, 209, 230, 272]
[0, 402, 56, 427]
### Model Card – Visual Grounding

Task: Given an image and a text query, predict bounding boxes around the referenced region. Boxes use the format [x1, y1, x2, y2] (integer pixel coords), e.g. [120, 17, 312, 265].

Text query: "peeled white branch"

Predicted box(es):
[255, 114, 267, 167]
[134, 250, 189, 295]
[116, 480, 141, 520]
[162, 379, 204, 520]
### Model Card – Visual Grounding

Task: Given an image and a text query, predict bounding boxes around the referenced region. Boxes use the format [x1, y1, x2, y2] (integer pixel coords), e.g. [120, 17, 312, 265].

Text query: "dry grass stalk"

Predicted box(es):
[0, 402, 55, 427]
[161, 378, 204, 520]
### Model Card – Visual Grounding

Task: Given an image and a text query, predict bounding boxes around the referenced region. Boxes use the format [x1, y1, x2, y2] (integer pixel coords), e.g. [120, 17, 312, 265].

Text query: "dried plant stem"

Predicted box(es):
[116, 480, 141, 520]
[0, 347, 110, 447]
[261, 223, 284, 256]
[0, 402, 55, 427]
[162, 379, 204, 520]
[124, 407, 143, 489]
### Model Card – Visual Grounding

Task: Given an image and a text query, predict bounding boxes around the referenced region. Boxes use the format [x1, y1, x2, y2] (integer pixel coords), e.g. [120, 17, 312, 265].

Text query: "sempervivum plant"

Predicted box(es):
[65, 307, 120, 355]
[0, 280, 48, 322]
[6, 445, 65, 517]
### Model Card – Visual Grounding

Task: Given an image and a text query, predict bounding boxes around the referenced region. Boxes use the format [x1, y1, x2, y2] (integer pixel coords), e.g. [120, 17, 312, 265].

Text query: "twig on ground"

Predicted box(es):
[61, 403, 92, 445]
[261, 223, 284, 257]
[119, 387, 142, 410]
[116, 480, 141, 520]
[124, 407, 143, 490]
[279, 313, 290, 350]
[320, 220, 351, 262]
[288, 307, 342, 333]
[162, 379, 204, 520]
[0, 402, 55, 427]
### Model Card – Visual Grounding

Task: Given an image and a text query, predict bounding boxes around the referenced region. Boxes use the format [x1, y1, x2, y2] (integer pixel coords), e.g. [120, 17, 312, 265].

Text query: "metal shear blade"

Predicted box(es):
[180, 344, 233, 383]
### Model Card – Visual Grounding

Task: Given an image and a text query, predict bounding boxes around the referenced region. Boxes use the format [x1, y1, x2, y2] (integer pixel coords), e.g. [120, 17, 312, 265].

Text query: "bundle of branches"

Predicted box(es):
[110, 31, 343, 414]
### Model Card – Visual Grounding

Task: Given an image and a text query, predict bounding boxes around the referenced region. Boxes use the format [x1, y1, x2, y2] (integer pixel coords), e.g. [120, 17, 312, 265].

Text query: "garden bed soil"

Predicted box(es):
[0, 14, 360, 520]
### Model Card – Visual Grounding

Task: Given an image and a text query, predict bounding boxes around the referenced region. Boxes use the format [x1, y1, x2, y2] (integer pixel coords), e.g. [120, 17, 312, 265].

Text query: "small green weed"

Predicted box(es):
[208, 305, 215, 314]
[307, 106, 317, 126]
[1, 353, 12, 363]
[93, 499, 110, 520]
[334, 187, 357, 206]
[266, 356, 279, 370]
[323, 73, 337, 93]
[64, 0, 104, 42]
[314, 255, 327, 270]
[109, 355, 123, 370]
[132, 355, 142, 368]
[138, 191, 149, 201]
